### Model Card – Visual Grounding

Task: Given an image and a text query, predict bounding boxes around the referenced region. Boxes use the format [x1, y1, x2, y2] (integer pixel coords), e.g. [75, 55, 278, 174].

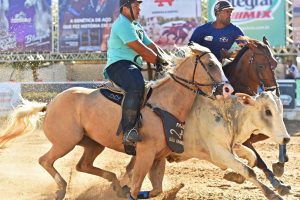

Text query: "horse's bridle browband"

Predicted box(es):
[168, 52, 227, 99]
[248, 49, 280, 96]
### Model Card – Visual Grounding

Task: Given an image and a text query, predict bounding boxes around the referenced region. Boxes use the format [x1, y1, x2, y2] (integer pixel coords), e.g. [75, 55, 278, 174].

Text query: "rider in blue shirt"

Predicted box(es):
[190, 1, 244, 62]
[104, 0, 168, 146]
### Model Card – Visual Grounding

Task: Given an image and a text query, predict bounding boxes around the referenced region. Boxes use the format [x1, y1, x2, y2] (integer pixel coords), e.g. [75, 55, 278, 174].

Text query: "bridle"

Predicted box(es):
[169, 52, 228, 99]
[248, 46, 280, 97]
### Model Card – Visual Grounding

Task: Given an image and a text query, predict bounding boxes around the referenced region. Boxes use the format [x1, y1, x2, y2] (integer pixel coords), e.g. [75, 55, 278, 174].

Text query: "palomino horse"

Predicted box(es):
[222, 37, 291, 195]
[0, 43, 233, 200]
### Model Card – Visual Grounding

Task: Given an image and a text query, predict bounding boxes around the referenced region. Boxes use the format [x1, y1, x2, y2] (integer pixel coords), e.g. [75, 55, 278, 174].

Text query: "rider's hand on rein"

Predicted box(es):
[155, 55, 169, 72]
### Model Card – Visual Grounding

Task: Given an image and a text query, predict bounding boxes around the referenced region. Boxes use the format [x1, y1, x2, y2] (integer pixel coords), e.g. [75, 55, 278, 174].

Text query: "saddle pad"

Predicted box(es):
[100, 88, 124, 105]
[153, 107, 184, 153]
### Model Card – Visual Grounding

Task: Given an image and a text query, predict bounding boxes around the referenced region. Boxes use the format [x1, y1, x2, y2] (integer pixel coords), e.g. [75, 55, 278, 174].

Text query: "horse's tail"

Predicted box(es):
[0, 100, 47, 149]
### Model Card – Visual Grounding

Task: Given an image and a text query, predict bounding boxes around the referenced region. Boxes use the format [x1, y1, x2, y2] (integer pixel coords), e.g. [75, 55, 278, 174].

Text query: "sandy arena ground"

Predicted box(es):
[0, 119, 299, 200]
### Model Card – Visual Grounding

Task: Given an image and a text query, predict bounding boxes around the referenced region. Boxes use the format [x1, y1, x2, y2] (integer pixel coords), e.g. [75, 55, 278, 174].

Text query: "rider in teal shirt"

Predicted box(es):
[104, 0, 168, 149]
[104, 14, 153, 72]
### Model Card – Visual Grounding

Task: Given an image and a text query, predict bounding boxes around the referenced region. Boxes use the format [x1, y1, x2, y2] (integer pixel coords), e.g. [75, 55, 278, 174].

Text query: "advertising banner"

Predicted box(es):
[139, 0, 201, 49]
[59, 0, 119, 52]
[0, 82, 21, 117]
[293, 0, 300, 45]
[0, 0, 52, 52]
[208, 0, 286, 47]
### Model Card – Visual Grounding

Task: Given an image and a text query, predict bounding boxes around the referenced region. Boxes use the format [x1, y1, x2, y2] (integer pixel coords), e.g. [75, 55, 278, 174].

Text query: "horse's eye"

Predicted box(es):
[208, 62, 214, 67]
[265, 109, 272, 116]
[258, 65, 265, 69]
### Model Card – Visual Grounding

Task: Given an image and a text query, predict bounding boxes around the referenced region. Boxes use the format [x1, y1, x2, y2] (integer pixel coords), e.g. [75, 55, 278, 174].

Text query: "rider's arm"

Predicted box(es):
[127, 40, 157, 64]
[147, 43, 165, 56]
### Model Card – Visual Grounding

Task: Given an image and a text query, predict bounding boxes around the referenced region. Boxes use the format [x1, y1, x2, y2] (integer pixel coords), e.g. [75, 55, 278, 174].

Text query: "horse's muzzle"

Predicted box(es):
[214, 83, 234, 100]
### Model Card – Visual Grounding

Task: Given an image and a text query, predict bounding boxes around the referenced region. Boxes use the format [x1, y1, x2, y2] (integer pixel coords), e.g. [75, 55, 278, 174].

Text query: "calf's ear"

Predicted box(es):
[236, 93, 255, 106]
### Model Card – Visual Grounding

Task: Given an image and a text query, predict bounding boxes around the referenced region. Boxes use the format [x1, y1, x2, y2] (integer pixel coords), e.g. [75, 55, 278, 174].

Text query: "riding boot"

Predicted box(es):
[122, 91, 143, 145]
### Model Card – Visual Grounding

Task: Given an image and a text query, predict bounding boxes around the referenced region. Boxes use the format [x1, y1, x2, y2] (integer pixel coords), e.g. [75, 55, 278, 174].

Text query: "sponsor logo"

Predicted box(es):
[154, 0, 174, 7]
[11, 12, 31, 23]
[229, 0, 281, 23]
[204, 36, 213, 41]
[280, 94, 292, 106]
[219, 36, 229, 42]
[210, 0, 282, 24]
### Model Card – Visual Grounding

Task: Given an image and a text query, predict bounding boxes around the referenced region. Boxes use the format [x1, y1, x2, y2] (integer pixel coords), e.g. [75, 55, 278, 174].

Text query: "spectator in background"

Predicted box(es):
[285, 60, 299, 79]
[189, 0, 245, 62]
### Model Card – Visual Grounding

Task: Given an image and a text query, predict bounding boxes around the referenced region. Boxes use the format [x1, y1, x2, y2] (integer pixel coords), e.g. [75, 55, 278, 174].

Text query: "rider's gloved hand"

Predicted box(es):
[155, 55, 169, 72]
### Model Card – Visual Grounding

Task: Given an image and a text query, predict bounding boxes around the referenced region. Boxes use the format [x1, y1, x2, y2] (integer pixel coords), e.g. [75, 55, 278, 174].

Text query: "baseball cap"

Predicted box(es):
[214, 1, 234, 13]
[120, 0, 142, 8]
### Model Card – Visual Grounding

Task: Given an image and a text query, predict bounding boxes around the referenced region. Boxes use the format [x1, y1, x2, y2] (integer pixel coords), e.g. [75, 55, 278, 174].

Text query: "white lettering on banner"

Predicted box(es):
[0, 34, 17, 51]
[209, 0, 282, 24]
[228, 0, 281, 23]
[230, 0, 274, 10]
[0, 83, 21, 117]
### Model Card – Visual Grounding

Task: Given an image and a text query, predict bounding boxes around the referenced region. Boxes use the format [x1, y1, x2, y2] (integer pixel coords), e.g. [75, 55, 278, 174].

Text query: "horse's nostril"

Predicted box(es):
[225, 87, 230, 93]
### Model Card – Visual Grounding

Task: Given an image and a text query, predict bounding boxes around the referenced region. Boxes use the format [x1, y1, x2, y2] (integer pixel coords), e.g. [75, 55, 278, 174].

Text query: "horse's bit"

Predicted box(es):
[169, 52, 227, 99]
[249, 48, 280, 96]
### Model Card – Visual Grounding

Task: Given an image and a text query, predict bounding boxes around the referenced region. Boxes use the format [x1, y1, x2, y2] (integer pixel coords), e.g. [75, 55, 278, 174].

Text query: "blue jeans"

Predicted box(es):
[106, 60, 145, 133]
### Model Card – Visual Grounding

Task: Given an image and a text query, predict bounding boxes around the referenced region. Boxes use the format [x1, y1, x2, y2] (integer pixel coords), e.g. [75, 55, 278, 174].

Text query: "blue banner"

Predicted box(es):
[0, 0, 52, 52]
[59, 0, 119, 52]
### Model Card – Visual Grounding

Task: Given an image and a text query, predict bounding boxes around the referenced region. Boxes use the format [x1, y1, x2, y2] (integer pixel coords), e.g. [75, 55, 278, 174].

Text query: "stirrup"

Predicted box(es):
[122, 128, 142, 145]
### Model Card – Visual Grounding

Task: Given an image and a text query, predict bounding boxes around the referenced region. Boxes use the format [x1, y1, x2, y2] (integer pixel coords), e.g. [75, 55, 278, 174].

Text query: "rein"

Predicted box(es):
[169, 52, 226, 99]
[248, 49, 280, 96]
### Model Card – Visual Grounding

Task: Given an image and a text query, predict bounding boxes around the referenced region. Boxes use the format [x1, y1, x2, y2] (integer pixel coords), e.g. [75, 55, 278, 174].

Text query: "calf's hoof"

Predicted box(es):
[223, 171, 245, 184]
[272, 162, 284, 177]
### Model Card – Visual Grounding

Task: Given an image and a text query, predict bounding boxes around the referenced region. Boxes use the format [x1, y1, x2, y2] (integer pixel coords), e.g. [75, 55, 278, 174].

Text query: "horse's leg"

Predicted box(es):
[147, 158, 166, 197]
[39, 144, 76, 200]
[129, 150, 156, 199]
[210, 145, 283, 200]
[243, 140, 291, 196]
[76, 136, 128, 198]
[124, 158, 165, 199]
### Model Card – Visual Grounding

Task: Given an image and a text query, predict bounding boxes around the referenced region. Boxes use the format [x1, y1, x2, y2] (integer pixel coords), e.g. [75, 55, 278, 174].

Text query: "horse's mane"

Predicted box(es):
[149, 46, 195, 88]
[223, 38, 266, 70]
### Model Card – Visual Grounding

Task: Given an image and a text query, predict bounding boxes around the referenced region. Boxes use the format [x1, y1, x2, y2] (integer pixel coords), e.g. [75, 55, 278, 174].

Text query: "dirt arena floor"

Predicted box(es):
[0, 119, 299, 200]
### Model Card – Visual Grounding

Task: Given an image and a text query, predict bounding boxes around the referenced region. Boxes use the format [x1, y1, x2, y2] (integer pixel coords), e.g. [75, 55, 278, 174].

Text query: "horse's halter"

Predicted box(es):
[248, 47, 280, 97]
[169, 52, 227, 99]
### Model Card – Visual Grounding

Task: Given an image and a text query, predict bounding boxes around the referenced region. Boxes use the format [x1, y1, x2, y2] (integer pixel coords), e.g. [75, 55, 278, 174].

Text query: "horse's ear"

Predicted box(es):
[247, 42, 257, 51]
[188, 41, 202, 55]
[263, 36, 270, 46]
[236, 93, 255, 106]
[220, 48, 229, 59]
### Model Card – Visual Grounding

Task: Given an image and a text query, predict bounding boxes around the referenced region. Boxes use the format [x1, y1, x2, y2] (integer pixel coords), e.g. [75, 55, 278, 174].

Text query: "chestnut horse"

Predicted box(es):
[0, 43, 233, 200]
[221, 37, 291, 195]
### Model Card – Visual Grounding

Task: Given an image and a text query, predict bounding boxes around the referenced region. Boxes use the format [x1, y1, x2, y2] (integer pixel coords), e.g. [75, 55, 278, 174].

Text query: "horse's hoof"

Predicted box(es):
[161, 183, 185, 200]
[55, 189, 66, 200]
[277, 185, 292, 196]
[116, 185, 130, 198]
[223, 172, 245, 184]
[269, 194, 283, 200]
[272, 162, 284, 177]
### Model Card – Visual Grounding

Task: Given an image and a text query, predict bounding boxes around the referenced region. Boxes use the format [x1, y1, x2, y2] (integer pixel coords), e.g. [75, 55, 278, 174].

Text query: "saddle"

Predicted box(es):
[99, 81, 185, 155]
[99, 80, 152, 107]
[99, 80, 152, 155]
